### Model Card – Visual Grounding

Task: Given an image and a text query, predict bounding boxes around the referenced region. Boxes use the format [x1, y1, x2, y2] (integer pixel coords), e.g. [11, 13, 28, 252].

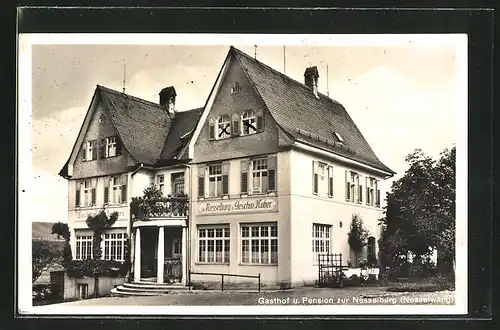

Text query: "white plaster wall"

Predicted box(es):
[289, 149, 386, 285]
[63, 273, 126, 299]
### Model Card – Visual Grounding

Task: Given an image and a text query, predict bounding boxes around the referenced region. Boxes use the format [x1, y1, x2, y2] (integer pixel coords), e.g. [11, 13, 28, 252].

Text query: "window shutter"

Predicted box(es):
[81, 143, 86, 161]
[197, 165, 205, 198]
[91, 141, 97, 160]
[104, 187, 109, 204]
[313, 161, 318, 194]
[222, 162, 229, 195]
[116, 136, 123, 155]
[256, 110, 264, 131]
[240, 160, 249, 193]
[268, 155, 277, 191]
[359, 184, 363, 203]
[328, 166, 333, 197]
[231, 113, 240, 136]
[376, 189, 381, 207]
[91, 188, 96, 205]
[75, 183, 81, 207]
[99, 139, 106, 158]
[208, 119, 215, 140]
[345, 170, 350, 201]
[121, 185, 127, 203]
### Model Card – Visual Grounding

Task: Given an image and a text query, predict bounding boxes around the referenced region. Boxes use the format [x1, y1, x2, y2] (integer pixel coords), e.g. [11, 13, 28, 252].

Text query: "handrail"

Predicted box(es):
[188, 270, 261, 292]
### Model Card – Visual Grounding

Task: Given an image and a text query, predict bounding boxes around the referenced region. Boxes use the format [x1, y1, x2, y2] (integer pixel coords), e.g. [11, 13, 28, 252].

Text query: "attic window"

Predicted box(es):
[99, 114, 107, 124]
[230, 82, 242, 94]
[334, 132, 344, 143]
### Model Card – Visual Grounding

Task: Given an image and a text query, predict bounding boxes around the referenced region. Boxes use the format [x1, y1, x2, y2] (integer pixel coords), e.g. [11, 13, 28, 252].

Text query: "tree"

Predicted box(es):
[51, 222, 72, 268]
[347, 214, 370, 266]
[32, 239, 61, 283]
[379, 146, 456, 277]
[85, 209, 118, 297]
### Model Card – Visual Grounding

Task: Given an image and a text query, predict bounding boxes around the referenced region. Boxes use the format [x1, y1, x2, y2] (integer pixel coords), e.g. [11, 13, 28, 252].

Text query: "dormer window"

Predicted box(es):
[106, 137, 117, 157]
[334, 132, 344, 143]
[217, 114, 231, 139]
[241, 109, 263, 135]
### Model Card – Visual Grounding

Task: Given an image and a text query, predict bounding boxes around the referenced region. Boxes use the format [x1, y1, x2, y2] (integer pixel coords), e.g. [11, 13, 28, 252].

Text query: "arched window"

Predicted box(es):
[217, 114, 231, 139]
[367, 236, 376, 264]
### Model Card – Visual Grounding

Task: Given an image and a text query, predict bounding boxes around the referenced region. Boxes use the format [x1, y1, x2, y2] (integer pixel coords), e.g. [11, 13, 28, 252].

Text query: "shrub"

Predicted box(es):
[66, 259, 128, 278]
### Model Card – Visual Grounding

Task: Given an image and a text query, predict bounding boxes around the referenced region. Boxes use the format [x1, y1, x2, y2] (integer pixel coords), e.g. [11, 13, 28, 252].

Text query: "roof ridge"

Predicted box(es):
[231, 47, 342, 107]
[97, 84, 166, 109]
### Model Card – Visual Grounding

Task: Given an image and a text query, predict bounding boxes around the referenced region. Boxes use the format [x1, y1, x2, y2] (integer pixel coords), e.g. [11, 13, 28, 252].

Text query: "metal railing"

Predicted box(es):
[131, 196, 188, 219]
[188, 270, 261, 292]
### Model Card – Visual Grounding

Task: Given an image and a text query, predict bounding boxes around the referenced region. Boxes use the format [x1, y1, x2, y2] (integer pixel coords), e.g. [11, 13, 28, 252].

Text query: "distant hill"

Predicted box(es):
[32, 222, 64, 241]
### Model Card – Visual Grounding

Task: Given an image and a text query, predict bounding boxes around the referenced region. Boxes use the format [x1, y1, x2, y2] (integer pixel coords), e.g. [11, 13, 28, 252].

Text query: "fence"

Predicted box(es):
[317, 253, 346, 287]
[188, 270, 261, 292]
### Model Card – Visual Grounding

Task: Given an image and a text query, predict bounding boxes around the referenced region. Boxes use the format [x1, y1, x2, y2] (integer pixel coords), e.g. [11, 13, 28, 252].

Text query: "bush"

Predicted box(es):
[66, 259, 128, 278]
[32, 284, 52, 301]
[387, 276, 454, 292]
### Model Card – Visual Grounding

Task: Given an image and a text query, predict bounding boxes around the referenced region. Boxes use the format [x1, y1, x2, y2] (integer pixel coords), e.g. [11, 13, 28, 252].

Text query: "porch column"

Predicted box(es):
[157, 226, 165, 284]
[133, 227, 141, 282]
[182, 226, 187, 285]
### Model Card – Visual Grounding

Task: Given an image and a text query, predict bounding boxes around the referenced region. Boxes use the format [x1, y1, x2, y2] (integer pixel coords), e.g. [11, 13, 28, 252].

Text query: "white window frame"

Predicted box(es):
[83, 180, 93, 206]
[197, 226, 230, 264]
[207, 164, 223, 197]
[157, 174, 165, 193]
[103, 233, 126, 261]
[216, 114, 231, 140]
[347, 171, 357, 203]
[241, 109, 257, 136]
[251, 158, 268, 194]
[367, 177, 375, 206]
[106, 137, 117, 157]
[85, 141, 95, 161]
[312, 224, 331, 264]
[240, 223, 278, 265]
[75, 235, 93, 260]
[314, 161, 327, 196]
[111, 177, 123, 204]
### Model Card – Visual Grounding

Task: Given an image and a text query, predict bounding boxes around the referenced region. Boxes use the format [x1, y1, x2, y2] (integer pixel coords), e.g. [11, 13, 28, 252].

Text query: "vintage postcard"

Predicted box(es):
[18, 33, 467, 315]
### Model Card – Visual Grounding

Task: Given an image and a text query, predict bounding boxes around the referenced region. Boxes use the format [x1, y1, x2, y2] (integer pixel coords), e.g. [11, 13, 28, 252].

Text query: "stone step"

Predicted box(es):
[123, 283, 188, 291]
[110, 287, 165, 297]
[129, 281, 185, 288]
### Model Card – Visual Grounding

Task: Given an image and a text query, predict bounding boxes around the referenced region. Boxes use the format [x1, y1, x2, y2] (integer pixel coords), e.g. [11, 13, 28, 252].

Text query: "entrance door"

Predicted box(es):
[164, 229, 182, 283]
[140, 227, 157, 278]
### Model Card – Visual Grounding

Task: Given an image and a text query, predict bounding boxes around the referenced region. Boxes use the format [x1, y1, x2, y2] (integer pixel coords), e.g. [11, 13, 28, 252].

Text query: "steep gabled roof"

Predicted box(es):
[98, 85, 173, 165]
[156, 107, 204, 166]
[231, 47, 395, 175]
[59, 85, 203, 178]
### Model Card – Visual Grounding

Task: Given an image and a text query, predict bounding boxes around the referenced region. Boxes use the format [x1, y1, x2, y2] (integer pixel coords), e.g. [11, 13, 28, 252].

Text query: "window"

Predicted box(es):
[99, 114, 107, 124]
[84, 140, 97, 161]
[241, 223, 278, 264]
[157, 175, 165, 193]
[230, 82, 242, 94]
[241, 156, 277, 194]
[172, 238, 181, 257]
[208, 164, 223, 197]
[171, 173, 185, 195]
[103, 233, 126, 261]
[99, 136, 121, 158]
[313, 161, 327, 195]
[198, 227, 230, 263]
[367, 236, 376, 264]
[345, 171, 358, 203]
[241, 109, 263, 135]
[217, 114, 231, 139]
[111, 176, 127, 204]
[252, 158, 268, 193]
[77, 283, 88, 299]
[366, 177, 381, 207]
[75, 235, 93, 260]
[334, 132, 344, 143]
[83, 180, 96, 206]
[312, 224, 331, 263]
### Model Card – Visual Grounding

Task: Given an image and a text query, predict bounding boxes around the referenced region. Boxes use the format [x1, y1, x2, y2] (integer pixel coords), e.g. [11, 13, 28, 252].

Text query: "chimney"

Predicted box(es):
[304, 66, 319, 98]
[159, 86, 177, 115]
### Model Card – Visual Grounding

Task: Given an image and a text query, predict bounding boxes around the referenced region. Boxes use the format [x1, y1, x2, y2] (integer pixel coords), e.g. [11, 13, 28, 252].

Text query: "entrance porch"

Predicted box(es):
[132, 223, 188, 285]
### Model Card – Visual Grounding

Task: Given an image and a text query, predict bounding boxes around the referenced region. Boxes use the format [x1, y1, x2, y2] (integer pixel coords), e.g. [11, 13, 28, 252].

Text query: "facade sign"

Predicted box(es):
[76, 207, 127, 220]
[198, 197, 278, 216]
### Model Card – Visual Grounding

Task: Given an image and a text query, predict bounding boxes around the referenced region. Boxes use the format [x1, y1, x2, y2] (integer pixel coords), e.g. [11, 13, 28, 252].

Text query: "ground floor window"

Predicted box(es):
[312, 224, 331, 263]
[103, 232, 127, 261]
[241, 223, 278, 264]
[198, 226, 230, 263]
[75, 235, 93, 260]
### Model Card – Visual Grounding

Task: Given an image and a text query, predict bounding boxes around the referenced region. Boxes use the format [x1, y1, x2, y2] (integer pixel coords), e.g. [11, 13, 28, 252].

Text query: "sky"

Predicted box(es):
[27, 35, 462, 223]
